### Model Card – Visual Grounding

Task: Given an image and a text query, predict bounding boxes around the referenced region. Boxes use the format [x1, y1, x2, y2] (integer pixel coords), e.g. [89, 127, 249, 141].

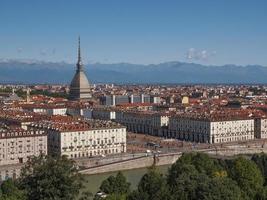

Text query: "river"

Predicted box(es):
[81, 165, 171, 197]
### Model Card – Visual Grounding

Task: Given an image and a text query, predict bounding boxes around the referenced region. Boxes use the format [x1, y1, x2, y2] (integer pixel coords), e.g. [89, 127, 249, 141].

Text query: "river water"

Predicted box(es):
[82, 165, 171, 196]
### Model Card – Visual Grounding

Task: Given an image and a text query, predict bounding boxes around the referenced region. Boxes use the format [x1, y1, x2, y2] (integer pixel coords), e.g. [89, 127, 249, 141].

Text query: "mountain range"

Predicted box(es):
[0, 59, 266, 84]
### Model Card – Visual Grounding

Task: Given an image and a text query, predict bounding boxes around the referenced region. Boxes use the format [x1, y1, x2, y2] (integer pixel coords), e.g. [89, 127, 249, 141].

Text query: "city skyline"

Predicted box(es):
[2, 1, 267, 198]
[1, 0, 267, 66]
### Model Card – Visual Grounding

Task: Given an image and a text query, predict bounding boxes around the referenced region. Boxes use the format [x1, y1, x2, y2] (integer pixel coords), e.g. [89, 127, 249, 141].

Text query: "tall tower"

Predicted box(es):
[26, 88, 31, 103]
[69, 37, 92, 101]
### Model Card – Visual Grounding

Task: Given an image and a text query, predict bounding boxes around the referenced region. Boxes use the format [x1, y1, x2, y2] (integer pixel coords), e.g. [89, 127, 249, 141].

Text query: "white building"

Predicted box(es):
[30, 119, 126, 158]
[0, 128, 47, 166]
[92, 108, 116, 120]
[115, 111, 169, 136]
[0, 127, 47, 180]
[47, 107, 67, 116]
[22, 105, 67, 116]
[169, 110, 256, 143]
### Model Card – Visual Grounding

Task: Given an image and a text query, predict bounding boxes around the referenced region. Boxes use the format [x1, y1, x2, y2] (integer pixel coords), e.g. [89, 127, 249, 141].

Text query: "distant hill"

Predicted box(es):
[0, 60, 266, 84]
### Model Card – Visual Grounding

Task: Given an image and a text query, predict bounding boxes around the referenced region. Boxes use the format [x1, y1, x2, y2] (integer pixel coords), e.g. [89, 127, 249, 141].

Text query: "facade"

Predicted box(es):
[255, 118, 267, 139]
[0, 127, 47, 166]
[92, 108, 116, 120]
[69, 37, 91, 101]
[30, 119, 126, 158]
[100, 94, 159, 106]
[99, 96, 115, 106]
[169, 112, 256, 144]
[67, 107, 93, 119]
[47, 108, 67, 116]
[151, 96, 161, 104]
[22, 105, 67, 116]
[115, 111, 169, 136]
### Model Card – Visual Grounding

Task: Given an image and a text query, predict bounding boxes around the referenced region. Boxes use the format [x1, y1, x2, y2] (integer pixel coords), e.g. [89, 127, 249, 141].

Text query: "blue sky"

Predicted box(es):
[1, 0, 267, 65]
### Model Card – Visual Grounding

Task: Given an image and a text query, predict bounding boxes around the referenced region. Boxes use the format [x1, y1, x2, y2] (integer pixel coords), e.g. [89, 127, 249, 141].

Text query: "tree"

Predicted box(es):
[196, 177, 242, 200]
[251, 153, 267, 185]
[128, 166, 170, 200]
[168, 164, 206, 200]
[167, 153, 243, 200]
[177, 153, 223, 176]
[167, 162, 199, 196]
[229, 157, 264, 199]
[99, 172, 130, 196]
[0, 179, 26, 200]
[18, 155, 84, 200]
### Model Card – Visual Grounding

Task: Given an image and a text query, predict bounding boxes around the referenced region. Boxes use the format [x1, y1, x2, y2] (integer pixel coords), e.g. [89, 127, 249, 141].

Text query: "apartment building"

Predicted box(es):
[30, 118, 126, 158]
[255, 118, 267, 139]
[92, 107, 116, 120]
[0, 126, 47, 180]
[169, 110, 258, 143]
[115, 110, 169, 136]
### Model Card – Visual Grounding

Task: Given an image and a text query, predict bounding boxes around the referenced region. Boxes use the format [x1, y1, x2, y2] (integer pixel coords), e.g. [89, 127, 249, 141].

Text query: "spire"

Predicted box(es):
[77, 36, 83, 71]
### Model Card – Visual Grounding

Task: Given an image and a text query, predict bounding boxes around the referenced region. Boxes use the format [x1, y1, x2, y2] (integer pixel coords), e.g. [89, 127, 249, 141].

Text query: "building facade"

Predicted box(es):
[169, 114, 255, 144]
[0, 126, 47, 181]
[30, 119, 126, 158]
[0, 128, 47, 166]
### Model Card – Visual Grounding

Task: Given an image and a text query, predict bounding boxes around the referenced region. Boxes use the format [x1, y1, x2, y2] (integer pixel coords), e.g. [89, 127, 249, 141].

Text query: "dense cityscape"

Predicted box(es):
[1, 1, 267, 200]
[1, 39, 267, 199]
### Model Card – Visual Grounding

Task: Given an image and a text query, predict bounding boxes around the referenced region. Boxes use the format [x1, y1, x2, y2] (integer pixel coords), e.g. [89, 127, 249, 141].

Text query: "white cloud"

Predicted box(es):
[186, 48, 196, 59]
[186, 48, 216, 61]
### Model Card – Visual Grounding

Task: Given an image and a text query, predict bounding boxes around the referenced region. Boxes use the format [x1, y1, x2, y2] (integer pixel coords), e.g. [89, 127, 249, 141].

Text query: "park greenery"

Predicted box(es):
[96, 152, 267, 200]
[0, 88, 68, 99]
[2, 152, 267, 200]
[0, 155, 87, 200]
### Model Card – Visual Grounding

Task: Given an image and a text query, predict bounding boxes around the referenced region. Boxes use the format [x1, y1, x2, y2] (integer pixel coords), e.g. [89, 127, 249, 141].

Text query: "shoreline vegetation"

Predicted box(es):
[1, 152, 267, 200]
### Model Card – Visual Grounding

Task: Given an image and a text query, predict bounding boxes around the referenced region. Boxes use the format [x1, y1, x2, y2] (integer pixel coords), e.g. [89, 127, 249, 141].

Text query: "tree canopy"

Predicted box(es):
[96, 152, 267, 200]
[18, 155, 84, 200]
[0, 179, 26, 200]
[128, 166, 170, 200]
[2, 152, 267, 200]
[99, 171, 130, 196]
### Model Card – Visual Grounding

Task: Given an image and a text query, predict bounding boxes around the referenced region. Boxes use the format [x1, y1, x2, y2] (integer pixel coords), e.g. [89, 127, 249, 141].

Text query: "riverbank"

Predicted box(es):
[80, 165, 170, 198]
[79, 142, 267, 175]
[80, 153, 181, 175]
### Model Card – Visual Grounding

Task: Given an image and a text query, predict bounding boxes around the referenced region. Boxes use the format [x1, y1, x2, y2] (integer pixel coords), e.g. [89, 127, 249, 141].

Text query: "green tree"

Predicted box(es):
[167, 153, 243, 200]
[177, 153, 223, 176]
[18, 155, 84, 200]
[168, 163, 206, 200]
[229, 157, 264, 199]
[128, 166, 170, 200]
[0, 179, 26, 200]
[196, 177, 242, 200]
[252, 153, 267, 185]
[99, 172, 130, 196]
[167, 162, 199, 197]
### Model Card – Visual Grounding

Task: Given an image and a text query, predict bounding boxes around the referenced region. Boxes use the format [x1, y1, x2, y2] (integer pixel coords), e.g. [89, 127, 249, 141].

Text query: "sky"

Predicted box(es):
[0, 0, 267, 66]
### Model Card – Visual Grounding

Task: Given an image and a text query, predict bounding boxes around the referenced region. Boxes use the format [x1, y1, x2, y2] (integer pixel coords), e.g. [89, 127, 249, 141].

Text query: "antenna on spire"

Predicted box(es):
[78, 36, 81, 62]
[77, 36, 83, 70]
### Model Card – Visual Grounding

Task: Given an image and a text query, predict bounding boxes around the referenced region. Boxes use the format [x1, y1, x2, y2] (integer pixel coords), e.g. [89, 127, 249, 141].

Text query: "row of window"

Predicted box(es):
[68, 148, 120, 158]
